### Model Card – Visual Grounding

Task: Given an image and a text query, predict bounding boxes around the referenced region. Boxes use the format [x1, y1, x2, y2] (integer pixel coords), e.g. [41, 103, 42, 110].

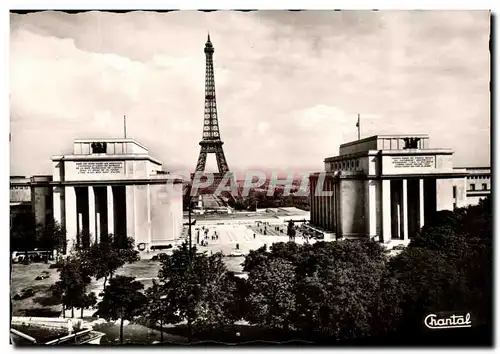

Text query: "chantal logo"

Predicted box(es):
[424, 313, 472, 329]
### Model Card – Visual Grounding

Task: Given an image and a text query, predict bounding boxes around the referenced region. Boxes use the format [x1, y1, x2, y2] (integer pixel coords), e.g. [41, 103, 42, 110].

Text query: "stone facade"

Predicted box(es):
[453, 167, 491, 207]
[51, 138, 184, 253]
[10, 176, 53, 229]
[308, 134, 474, 243]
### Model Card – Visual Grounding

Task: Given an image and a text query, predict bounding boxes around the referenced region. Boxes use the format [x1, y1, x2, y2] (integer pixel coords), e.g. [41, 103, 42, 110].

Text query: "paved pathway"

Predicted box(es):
[188, 224, 315, 256]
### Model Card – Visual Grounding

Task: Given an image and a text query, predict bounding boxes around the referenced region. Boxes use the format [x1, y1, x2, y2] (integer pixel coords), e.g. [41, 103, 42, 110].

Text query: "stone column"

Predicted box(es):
[327, 180, 333, 231]
[336, 183, 342, 238]
[314, 192, 318, 226]
[88, 186, 96, 245]
[96, 212, 101, 244]
[147, 184, 152, 249]
[365, 180, 377, 238]
[402, 179, 408, 240]
[64, 186, 77, 252]
[323, 178, 329, 229]
[331, 181, 336, 232]
[322, 192, 328, 229]
[436, 179, 454, 211]
[382, 179, 392, 242]
[310, 178, 315, 225]
[318, 186, 323, 227]
[78, 213, 83, 237]
[419, 179, 425, 228]
[53, 187, 62, 226]
[107, 186, 115, 237]
[316, 192, 320, 226]
[126, 185, 136, 242]
[324, 179, 329, 230]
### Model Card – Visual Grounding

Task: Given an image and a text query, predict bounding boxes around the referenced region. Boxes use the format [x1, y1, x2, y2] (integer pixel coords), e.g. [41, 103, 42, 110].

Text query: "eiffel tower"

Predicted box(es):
[192, 34, 235, 200]
[195, 34, 230, 174]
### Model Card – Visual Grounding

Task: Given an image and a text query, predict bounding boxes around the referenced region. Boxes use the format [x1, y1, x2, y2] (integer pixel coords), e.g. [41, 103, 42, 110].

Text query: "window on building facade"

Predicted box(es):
[482, 183, 487, 190]
[470, 184, 475, 191]
[453, 186, 457, 198]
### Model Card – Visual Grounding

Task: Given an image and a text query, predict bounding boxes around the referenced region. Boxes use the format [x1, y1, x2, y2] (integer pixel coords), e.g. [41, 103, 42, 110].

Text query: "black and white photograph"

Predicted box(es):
[8, 7, 493, 347]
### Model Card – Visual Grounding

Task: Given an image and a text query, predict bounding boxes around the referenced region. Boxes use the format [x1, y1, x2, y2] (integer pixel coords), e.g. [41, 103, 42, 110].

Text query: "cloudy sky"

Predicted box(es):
[10, 10, 490, 176]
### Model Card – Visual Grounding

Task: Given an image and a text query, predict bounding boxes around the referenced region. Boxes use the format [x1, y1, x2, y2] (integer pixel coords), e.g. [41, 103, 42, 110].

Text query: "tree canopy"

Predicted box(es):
[76, 234, 139, 289]
[97, 275, 147, 344]
[156, 242, 235, 340]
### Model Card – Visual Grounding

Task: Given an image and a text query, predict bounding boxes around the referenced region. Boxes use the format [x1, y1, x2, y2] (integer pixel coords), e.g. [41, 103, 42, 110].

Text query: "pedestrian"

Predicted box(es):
[253, 233, 256, 239]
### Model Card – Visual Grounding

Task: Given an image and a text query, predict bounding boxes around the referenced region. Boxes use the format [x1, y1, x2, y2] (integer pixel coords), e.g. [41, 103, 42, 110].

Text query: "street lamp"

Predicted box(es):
[188, 195, 193, 253]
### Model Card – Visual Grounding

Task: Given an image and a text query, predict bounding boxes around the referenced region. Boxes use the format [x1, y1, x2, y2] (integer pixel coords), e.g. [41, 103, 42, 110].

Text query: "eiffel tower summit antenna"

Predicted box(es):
[194, 34, 230, 175]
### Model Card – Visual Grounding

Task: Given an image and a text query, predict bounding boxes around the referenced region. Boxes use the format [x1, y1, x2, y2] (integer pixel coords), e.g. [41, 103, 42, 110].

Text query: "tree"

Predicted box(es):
[293, 241, 388, 340]
[193, 253, 236, 331]
[157, 242, 235, 341]
[246, 258, 296, 331]
[398, 198, 493, 331]
[386, 197, 493, 336]
[10, 210, 37, 259]
[226, 272, 249, 326]
[75, 292, 97, 319]
[78, 234, 139, 290]
[242, 242, 303, 273]
[242, 245, 269, 273]
[410, 224, 469, 260]
[52, 255, 92, 318]
[386, 247, 466, 335]
[144, 280, 173, 344]
[456, 195, 492, 241]
[97, 276, 147, 345]
[36, 219, 67, 260]
[368, 272, 405, 338]
[242, 240, 390, 340]
[287, 220, 296, 241]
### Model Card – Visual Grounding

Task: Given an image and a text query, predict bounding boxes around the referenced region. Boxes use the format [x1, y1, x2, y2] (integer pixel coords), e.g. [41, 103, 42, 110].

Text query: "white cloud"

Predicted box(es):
[9, 10, 490, 176]
[257, 122, 270, 133]
[294, 105, 352, 128]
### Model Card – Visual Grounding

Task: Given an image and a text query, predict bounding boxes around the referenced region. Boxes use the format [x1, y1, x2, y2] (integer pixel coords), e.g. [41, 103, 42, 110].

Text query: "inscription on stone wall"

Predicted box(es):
[76, 161, 124, 174]
[391, 155, 435, 168]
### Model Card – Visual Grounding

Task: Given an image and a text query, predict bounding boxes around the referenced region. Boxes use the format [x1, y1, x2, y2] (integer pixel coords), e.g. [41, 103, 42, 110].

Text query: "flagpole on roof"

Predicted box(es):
[356, 114, 360, 140]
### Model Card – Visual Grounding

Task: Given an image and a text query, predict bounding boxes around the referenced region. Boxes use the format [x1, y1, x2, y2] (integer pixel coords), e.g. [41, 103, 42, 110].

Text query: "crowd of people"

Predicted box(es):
[196, 226, 220, 247]
[189, 220, 315, 251]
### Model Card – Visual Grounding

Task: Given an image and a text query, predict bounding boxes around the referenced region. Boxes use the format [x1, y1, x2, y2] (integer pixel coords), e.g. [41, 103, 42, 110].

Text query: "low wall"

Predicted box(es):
[11, 317, 105, 345]
[12, 317, 85, 330]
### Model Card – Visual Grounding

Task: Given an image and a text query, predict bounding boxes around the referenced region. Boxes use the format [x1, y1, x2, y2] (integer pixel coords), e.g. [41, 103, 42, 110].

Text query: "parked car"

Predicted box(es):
[151, 253, 168, 261]
[13, 288, 35, 300]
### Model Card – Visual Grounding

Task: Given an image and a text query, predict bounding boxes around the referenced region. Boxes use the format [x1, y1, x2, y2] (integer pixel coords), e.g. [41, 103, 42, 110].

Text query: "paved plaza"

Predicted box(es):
[185, 223, 315, 256]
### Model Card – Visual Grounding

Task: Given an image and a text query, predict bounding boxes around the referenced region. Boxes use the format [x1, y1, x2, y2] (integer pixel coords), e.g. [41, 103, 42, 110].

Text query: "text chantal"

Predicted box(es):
[424, 313, 472, 329]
